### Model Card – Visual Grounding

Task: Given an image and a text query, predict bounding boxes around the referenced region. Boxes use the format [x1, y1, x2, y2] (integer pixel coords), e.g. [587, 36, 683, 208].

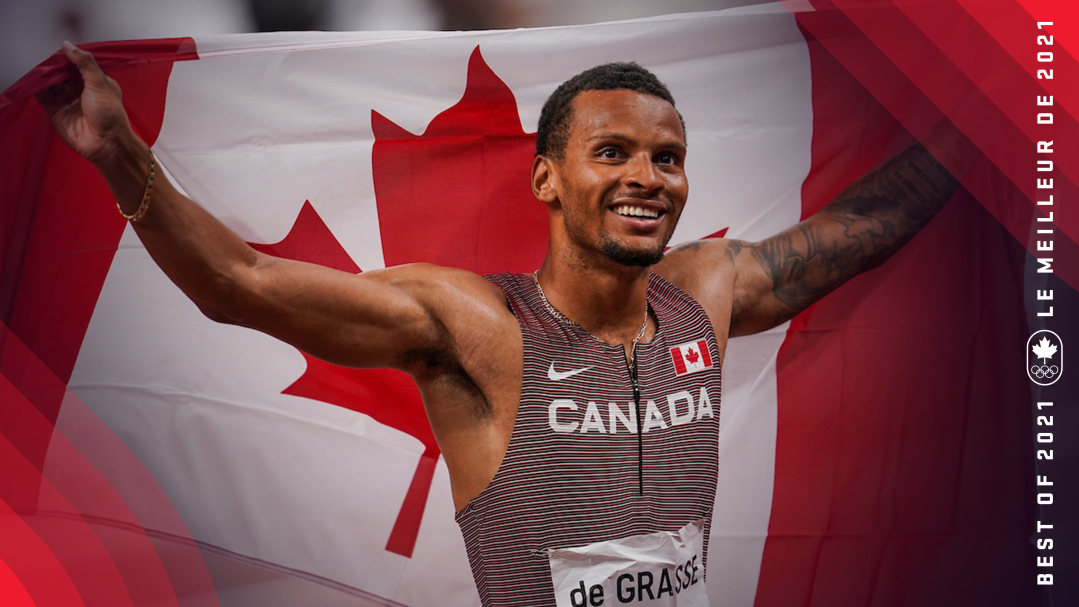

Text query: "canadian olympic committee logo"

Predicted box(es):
[1027, 330, 1063, 386]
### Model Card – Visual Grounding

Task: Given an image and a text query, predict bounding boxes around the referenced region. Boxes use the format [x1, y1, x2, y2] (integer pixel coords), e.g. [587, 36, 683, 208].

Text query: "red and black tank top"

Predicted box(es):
[456, 272, 721, 607]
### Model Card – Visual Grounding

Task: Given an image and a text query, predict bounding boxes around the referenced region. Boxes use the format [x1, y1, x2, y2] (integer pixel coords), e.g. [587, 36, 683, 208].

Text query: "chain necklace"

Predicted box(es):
[532, 270, 649, 363]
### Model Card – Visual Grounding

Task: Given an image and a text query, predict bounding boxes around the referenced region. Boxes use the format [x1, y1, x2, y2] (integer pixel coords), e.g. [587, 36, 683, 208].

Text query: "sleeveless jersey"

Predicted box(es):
[455, 273, 722, 607]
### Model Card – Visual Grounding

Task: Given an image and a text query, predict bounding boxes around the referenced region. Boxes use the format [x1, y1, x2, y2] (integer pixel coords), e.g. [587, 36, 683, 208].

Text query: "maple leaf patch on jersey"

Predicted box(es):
[670, 339, 713, 376]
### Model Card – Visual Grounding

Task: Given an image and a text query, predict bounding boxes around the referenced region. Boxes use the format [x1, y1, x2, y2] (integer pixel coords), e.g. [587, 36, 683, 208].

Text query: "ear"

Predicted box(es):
[531, 155, 559, 204]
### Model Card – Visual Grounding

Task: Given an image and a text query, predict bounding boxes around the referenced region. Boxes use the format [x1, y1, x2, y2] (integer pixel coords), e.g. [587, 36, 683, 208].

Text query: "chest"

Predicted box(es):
[519, 329, 720, 439]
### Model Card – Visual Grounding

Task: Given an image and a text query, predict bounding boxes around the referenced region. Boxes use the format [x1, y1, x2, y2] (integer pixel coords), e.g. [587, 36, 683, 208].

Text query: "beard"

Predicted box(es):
[564, 211, 668, 268]
[601, 234, 667, 267]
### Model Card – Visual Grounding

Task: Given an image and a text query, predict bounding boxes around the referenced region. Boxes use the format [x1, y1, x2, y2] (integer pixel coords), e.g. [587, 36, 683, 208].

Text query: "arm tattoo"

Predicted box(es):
[734, 143, 960, 329]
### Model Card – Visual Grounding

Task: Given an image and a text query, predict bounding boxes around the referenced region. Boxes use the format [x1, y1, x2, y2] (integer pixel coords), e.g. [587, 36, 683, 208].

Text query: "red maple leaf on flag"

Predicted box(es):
[248, 201, 437, 558]
[681, 347, 699, 366]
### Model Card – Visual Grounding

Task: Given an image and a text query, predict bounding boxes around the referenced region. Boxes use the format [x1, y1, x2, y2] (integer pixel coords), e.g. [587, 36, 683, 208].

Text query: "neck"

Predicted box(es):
[534, 250, 653, 348]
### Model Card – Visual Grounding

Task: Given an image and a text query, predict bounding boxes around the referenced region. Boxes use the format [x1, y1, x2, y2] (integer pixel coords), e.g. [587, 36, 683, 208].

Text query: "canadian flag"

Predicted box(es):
[0, 2, 1072, 606]
[670, 340, 714, 376]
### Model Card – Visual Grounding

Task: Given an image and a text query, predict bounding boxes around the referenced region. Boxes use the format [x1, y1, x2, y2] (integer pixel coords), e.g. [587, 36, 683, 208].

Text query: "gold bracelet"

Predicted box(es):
[117, 150, 155, 222]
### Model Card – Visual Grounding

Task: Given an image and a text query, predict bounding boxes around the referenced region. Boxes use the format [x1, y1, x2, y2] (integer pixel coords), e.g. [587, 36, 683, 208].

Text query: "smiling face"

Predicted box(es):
[534, 89, 689, 268]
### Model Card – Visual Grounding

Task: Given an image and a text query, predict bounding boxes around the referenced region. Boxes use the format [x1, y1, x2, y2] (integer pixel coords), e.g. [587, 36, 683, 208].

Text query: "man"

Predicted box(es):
[42, 41, 970, 606]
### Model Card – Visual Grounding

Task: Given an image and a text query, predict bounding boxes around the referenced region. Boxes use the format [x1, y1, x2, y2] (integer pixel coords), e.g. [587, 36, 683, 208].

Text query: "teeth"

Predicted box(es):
[614, 205, 659, 219]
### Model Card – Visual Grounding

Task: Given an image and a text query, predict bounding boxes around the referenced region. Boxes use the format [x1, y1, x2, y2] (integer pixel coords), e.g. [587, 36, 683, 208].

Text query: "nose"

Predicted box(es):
[625, 153, 664, 194]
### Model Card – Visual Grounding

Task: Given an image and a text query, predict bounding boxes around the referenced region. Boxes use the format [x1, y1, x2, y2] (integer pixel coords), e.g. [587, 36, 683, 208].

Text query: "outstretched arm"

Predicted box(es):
[724, 121, 976, 336]
[38, 43, 500, 371]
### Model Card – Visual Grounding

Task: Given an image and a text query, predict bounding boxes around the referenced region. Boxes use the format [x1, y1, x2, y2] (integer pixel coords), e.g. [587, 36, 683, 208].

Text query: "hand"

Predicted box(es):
[36, 41, 133, 166]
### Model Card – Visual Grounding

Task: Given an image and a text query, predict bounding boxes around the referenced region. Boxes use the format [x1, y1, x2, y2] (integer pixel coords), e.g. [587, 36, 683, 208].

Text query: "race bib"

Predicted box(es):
[547, 520, 709, 607]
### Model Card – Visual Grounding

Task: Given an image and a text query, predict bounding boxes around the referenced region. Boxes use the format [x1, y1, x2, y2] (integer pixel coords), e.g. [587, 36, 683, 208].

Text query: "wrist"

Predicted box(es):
[94, 129, 154, 218]
[89, 123, 146, 173]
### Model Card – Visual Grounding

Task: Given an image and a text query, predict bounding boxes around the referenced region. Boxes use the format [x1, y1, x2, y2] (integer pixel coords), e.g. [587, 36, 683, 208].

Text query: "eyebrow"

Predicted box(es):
[587, 132, 687, 153]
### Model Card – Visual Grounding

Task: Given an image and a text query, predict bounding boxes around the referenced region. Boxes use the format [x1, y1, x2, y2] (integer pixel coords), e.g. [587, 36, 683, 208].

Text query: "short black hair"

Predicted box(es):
[535, 62, 685, 159]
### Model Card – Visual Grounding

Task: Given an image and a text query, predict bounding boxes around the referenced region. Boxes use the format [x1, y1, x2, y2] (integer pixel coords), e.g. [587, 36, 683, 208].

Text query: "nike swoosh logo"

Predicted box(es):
[548, 363, 592, 382]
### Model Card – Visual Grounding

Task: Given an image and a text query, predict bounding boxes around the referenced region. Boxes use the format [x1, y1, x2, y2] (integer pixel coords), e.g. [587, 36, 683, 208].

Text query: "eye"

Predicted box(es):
[655, 151, 679, 165]
[599, 147, 622, 159]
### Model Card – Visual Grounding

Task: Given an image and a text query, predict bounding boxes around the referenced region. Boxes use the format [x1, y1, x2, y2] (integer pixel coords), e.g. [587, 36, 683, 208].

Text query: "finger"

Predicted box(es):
[34, 77, 84, 117]
[61, 41, 110, 88]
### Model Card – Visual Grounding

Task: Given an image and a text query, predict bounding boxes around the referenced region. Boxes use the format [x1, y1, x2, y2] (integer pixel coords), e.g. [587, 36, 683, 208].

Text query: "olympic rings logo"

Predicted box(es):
[1027, 330, 1063, 386]
[1027, 332, 1061, 383]
[1030, 365, 1059, 379]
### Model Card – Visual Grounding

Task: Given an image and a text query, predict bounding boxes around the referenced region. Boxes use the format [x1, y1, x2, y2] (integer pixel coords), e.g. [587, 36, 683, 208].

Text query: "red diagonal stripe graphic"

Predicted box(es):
[793, 2, 1079, 289]
[839, 0, 1078, 192]
[950, 0, 1077, 118]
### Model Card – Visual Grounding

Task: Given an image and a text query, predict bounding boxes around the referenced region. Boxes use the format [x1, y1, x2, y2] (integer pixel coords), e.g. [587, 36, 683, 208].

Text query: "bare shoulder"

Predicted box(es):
[653, 238, 741, 342]
[365, 263, 510, 317]
[365, 263, 517, 349]
[366, 263, 520, 378]
[655, 238, 738, 299]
